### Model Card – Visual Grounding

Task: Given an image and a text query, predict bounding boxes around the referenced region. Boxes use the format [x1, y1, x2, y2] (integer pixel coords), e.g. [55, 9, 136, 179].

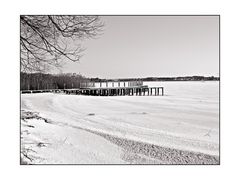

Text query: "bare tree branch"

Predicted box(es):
[20, 15, 104, 72]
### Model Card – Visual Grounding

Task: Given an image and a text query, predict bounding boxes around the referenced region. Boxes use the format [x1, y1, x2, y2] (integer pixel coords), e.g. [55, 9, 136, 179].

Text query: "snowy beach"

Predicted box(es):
[21, 81, 219, 164]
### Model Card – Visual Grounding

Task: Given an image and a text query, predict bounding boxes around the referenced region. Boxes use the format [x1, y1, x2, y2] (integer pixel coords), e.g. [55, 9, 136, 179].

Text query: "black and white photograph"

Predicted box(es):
[20, 15, 220, 165]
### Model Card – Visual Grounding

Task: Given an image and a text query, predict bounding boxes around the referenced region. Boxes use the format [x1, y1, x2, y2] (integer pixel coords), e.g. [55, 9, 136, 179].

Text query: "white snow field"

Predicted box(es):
[21, 81, 219, 164]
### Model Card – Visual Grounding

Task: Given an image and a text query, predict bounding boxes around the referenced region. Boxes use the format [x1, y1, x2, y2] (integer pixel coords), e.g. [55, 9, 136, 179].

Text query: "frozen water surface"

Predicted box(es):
[21, 81, 219, 164]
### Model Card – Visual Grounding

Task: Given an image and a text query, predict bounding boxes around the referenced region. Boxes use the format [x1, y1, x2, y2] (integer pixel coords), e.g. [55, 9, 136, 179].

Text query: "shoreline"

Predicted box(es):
[21, 110, 219, 164]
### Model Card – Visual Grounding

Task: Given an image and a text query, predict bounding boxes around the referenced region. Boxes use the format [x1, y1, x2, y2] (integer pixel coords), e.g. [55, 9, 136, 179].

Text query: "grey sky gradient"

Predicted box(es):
[62, 16, 219, 79]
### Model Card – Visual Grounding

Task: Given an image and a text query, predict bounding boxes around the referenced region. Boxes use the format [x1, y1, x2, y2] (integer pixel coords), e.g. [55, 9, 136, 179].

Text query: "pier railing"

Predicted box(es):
[97, 81, 143, 88]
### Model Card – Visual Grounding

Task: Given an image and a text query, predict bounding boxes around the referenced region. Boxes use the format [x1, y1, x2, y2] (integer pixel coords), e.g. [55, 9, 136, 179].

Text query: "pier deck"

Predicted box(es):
[21, 86, 164, 96]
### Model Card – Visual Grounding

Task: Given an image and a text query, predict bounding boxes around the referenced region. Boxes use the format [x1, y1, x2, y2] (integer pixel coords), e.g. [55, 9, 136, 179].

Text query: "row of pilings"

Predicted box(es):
[62, 87, 164, 96]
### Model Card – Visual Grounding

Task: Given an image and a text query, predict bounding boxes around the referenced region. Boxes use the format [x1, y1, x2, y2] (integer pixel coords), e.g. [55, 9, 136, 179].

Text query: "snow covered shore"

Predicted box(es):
[21, 81, 219, 164]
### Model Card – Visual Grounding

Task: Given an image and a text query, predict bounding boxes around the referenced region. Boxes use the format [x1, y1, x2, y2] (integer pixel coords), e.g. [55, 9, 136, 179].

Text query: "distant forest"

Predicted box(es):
[20, 73, 92, 90]
[91, 76, 220, 82]
[21, 73, 220, 90]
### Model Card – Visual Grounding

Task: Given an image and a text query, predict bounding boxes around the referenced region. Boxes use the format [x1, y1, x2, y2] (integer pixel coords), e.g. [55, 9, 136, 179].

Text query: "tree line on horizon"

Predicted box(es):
[90, 76, 220, 82]
[20, 72, 93, 90]
[21, 73, 220, 91]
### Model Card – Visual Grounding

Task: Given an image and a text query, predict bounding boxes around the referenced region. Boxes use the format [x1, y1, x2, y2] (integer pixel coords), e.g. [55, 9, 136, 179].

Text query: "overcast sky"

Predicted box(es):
[62, 16, 219, 79]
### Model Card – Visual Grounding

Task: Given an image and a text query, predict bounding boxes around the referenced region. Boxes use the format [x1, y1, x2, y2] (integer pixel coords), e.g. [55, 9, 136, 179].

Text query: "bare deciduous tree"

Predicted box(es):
[20, 15, 104, 72]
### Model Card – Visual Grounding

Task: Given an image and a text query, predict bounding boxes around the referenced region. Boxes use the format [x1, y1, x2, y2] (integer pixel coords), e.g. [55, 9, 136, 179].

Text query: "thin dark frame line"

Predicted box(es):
[218, 15, 221, 164]
[20, 15, 220, 165]
[20, 14, 220, 17]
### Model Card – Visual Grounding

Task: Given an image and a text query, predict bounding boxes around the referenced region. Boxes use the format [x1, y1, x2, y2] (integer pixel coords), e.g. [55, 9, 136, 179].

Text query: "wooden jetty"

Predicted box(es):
[21, 81, 164, 96]
[62, 86, 164, 96]
[21, 86, 164, 96]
